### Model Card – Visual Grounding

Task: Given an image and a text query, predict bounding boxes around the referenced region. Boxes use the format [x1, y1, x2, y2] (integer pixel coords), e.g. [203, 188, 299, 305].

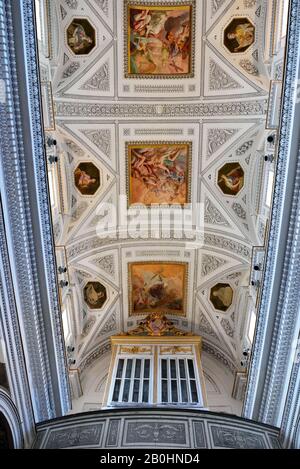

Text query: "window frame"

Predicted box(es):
[108, 355, 153, 406]
[158, 355, 203, 407]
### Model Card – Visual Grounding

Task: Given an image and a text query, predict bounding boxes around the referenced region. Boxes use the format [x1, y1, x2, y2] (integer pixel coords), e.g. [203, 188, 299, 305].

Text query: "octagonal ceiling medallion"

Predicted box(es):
[83, 282, 107, 310]
[210, 283, 233, 312]
[67, 18, 96, 55]
[217, 162, 244, 196]
[224, 17, 255, 53]
[74, 162, 100, 196]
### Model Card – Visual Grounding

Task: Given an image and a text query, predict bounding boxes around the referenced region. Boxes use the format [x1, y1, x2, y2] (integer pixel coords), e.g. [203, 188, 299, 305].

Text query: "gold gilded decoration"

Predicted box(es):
[159, 345, 193, 354]
[125, 312, 191, 336]
[120, 345, 152, 354]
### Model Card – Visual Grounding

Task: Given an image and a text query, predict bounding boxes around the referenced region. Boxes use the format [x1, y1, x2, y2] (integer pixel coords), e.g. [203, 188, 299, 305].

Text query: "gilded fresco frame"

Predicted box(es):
[128, 261, 188, 317]
[124, 0, 196, 79]
[126, 141, 192, 207]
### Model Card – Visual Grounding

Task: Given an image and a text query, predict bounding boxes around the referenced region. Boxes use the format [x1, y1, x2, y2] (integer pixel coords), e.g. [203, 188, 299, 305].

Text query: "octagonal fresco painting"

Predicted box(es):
[74, 162, 100, 196]
[67, 18, 96, 55]
[224, 17, 255, 53]
[217, 162, 244, 196]
[210, 283, 233, 312]
[84, 282, 107, 310]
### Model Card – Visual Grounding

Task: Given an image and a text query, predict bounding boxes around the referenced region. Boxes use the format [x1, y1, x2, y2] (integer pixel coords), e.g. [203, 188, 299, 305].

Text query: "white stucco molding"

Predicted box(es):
[0, 387, 24, 449]
[0, 0, 71, 422]
[243, 0, 300, 447]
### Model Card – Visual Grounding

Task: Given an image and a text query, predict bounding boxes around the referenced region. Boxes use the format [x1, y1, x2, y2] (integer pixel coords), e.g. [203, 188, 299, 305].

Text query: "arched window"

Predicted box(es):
[0, 362, 9, 393]
[0, 412, 14, 449]
[0, 389, 23, 448]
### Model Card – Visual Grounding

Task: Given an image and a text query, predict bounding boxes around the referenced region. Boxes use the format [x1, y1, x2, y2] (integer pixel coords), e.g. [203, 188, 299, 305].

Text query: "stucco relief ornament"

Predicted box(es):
[125, 312, 190, 337]
[65, 0, 78, 9]
[94, 0, 109, 16]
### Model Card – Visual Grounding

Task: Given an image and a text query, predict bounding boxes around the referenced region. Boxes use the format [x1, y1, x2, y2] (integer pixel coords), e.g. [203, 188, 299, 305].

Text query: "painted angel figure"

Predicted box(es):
[68, 23, 93, 53]
[132, 9, 152, 35]
[227, 22, 255, 52]
[219, 166, 244, 194]
[212, 286, 233, 308]
[85, 284, 105, 306]
[74, 168, 96, 189]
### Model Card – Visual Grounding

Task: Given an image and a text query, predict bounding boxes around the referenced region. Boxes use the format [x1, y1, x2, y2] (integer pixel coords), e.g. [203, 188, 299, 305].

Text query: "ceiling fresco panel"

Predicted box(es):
[119, 121, 200, 216]
[128, 261, 188, 316]
[117, 0, 202, 98]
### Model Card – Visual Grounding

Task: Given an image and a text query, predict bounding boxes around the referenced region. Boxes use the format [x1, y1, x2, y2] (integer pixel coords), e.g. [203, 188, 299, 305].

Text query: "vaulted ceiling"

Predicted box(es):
[39, 0, 283, 379]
